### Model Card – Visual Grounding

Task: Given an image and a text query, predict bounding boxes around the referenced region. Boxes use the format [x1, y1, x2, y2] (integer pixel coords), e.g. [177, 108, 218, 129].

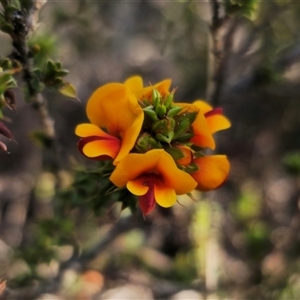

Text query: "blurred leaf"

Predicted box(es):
[283, 152, 300, 176]
[59, 82, 79, 100]
[231, 189, 261, 220]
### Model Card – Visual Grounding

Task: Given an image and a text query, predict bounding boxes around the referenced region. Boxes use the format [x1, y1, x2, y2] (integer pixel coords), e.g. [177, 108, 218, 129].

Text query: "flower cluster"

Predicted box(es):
[75, 76, 231, 215]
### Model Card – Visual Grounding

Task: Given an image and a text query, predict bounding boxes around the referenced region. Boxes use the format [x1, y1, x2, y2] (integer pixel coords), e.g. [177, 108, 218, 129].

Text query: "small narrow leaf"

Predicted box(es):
[59, 82, 79, 101]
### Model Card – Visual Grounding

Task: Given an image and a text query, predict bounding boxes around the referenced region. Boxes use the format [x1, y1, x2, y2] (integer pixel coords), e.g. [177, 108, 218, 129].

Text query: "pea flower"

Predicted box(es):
[110, 149, 197, 215]
[75, 83, 144, 164]
[75, 76, 231, 215]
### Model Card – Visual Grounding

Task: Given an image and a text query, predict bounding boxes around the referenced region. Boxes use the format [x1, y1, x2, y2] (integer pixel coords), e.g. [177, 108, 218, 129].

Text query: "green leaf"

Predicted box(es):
[59, 82, 79, 100]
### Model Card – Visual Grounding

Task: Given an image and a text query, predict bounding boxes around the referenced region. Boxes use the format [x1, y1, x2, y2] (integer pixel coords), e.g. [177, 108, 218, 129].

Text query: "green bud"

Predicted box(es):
[135, 133, 162, 153]
[152, 89, 161, 108]
[56, 69, 69, 77]
[46, 60, 57, 73]
[167, 106, 182, 117]
[152, 118, 175, 144]
[173, 118, 190, 140]
[164, 94, 173, 108]
[55, 62, 62, 69]
[143, 106, 158, 122]
[183, 111, 198, 124]
[175, 132, 194, 143]
[164, 146, 185, 160]
[155, 132, 174, 144]
[155, 104, 166, 118]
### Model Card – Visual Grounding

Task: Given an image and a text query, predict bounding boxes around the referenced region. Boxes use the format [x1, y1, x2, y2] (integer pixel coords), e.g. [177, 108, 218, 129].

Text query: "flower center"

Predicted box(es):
[138, 174, 156, 215]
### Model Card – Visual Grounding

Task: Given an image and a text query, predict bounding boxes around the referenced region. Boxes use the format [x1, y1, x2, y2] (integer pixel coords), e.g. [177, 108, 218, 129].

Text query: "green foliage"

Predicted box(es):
[58, 162, 138, 215]
[28, 34, 57, 68]
[231, 189, 261, 220]
[224, 0, 259, 19]
[283, 152, 300, 176]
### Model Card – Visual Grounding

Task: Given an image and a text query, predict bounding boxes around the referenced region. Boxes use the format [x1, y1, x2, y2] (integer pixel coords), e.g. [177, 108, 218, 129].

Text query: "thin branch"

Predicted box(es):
[8, 3, 61, 172]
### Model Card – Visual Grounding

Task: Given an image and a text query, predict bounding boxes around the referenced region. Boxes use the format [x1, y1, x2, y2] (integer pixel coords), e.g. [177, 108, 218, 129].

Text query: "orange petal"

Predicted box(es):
[75, 123, 111, 138]
[133, 79, 172, 100]
[191, 110, 215, 150]
[86, 83, 125, 128]
[176, 145, 193, 166]
[127, 176, 149, 196]
[191, 155, 230, 191]
[86, 83, 144, 164]
[154, 151, 197, 195]
[124, 76, 143, 92]
[110, 149, 166, 187]
[154, 178, 177, 208]
[110, 149, 197, 195]
[175, 103, 215, 149]
[206, 114, 231, 134]
[82, 137, 121, 159]
[193, 100, 213, 114]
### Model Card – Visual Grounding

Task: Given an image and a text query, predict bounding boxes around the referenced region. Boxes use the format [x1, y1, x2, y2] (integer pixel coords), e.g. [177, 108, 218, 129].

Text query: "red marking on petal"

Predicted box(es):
[77, 136, 112, 161]
[204, 107, 223, 118]
[138, 175, 156, 215]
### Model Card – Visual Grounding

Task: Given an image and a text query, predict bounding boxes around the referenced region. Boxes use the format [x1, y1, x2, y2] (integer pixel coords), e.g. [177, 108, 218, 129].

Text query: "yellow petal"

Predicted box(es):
[175, 103, 215, 149]
[176, 145, 193, 166]
[110, 149, 197, 194]
[154, 178, 177, 208]
[133, 79, 172, 100]
[155, 151, 197, 195]
[191, 109, 215, 150]
[191, 155, 230, 191]
[110, 149, 165, 187]
[206, 114, 231, 134]
[124, 76, 143, 92]
[75, 123, 111, 138]
[114, 105, 144, 164]
[86, 83, 144, 164]
[193, 100, 212, 114]
[86, 83, 125, 128]
[82, 138, 121, 159]
[127, 176, 149, 196]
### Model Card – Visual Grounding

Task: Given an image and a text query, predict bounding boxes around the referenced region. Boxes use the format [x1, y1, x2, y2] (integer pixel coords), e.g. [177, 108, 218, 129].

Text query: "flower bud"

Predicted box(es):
[167, 106, 182, 117]
[143, 106, 158, 122]
[155, 133, 174, 144]
[152, 89, 161, 108]
[173, 111, 197, 140]
[164, 94, 173, 108]
[152, 118, 175, 144]
[175, 132, 194, 143]
[155, 104, 166, 118]
[175, 146, 193, 166]
[135, 133, 162, 153]
[164, 146, 185, 160]
[173, 118, 190, 140]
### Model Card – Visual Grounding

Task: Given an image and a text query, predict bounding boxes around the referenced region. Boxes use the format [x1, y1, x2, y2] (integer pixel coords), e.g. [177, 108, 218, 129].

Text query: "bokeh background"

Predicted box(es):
[1, 1, 300, 299]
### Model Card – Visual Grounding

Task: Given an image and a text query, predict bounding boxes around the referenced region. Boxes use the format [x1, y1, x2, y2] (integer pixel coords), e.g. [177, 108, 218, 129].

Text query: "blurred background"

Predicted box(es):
[1, 0, 300, 299]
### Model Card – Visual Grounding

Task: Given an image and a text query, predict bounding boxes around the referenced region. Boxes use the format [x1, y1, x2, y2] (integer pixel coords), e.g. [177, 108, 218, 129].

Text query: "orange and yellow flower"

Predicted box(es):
[110, 149, 197, 215]
[75, 76, 231, 215]
[177, 100, 231, 150]
[174, 101, 231, 191]
[191, 155, 230, 191]
[75, 83, 144, 164]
